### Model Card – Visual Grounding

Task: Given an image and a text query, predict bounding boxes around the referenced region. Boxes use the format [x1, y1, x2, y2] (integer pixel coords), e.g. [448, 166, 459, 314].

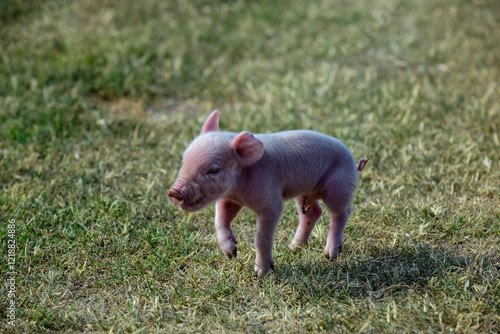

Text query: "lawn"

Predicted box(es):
[1, 0, 499, 332]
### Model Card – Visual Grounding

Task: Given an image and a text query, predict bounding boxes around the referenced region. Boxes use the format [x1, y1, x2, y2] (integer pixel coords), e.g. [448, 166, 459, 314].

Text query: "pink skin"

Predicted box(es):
[168, 110, 368, 276]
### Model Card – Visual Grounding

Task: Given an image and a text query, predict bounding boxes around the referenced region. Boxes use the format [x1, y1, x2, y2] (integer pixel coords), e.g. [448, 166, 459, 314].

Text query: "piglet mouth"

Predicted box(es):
[181, 196, 204, 208]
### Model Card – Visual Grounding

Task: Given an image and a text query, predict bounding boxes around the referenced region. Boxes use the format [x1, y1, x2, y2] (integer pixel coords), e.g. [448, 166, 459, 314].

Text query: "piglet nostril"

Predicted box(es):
[168, 188, 184, 203]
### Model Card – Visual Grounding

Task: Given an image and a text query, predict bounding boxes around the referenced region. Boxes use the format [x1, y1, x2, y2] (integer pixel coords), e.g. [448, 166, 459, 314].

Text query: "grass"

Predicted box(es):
[1, 0, 499, 332]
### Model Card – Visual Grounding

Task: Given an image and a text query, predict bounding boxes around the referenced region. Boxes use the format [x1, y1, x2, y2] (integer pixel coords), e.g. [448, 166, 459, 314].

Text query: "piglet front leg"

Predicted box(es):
[215, 200, 242, 259]
[254, 202, 283, 276]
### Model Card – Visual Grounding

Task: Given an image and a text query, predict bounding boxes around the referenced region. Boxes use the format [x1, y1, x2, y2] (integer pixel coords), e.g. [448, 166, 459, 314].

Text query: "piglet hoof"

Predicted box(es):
[289, 238, 308, 251]
[220, 240, 237, 259]
[218, 234, 238, 259]
[255, 261, 275, 277]
[324, 245, 342, 261]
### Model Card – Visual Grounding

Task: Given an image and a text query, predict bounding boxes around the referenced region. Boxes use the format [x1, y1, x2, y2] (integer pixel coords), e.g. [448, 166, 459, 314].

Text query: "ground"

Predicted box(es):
[0, 0, 499, 332]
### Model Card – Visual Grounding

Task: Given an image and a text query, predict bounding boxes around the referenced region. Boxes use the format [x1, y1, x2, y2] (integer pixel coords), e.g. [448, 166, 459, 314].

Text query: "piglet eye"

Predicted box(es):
[207, 168, 220, 175]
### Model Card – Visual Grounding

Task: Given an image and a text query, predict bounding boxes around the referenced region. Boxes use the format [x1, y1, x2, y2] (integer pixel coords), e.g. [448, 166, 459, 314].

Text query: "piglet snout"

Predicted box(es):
[168, 188, 184, 205]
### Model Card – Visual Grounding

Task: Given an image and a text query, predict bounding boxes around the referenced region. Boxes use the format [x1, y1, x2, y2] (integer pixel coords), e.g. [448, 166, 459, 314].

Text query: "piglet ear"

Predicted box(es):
[231, 131, 264, 166]
[201, 110, 220, 134]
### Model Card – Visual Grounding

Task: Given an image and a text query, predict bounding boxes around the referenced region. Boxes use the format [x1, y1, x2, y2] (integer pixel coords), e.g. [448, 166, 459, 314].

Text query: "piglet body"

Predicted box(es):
[168, 110, 367, 276]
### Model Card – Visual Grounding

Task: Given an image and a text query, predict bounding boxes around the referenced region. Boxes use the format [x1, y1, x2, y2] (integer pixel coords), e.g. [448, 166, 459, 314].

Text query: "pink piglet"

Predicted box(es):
[168, 110, 368, 276]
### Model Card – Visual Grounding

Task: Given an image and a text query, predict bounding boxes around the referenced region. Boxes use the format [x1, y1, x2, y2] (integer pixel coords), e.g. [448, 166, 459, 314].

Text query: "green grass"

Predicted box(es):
[1, 0, 499, 332]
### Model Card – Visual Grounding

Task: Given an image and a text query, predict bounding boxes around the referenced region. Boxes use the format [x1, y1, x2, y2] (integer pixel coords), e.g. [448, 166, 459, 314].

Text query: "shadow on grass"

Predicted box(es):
[273, 243, 497, 301]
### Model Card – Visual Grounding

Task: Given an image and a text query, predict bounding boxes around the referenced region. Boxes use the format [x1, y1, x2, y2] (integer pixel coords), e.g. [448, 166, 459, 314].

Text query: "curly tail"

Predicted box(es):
[357, 158, 369, 171]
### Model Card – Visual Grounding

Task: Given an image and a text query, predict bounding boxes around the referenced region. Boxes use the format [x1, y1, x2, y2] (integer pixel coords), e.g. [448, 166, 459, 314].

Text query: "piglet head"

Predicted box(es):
[168, 110, 264, 212]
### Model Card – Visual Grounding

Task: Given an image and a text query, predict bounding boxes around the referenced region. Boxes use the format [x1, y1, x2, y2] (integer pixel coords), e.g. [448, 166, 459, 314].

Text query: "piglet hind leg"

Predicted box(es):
[254, 202, 283, 276]
[289, 198, 323, 250]
[321, 171, 357, 260]
[215, 200, 242, 259]
[323, 206, 351, 260]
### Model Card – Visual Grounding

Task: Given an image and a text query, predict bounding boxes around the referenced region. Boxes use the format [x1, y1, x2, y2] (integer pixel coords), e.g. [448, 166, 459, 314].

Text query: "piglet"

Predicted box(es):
[168, 110, 368, 276]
